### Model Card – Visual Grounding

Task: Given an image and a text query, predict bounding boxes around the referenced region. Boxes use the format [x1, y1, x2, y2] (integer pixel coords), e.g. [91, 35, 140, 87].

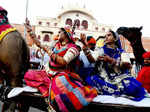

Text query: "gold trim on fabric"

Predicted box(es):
[0, 27, 16, 42]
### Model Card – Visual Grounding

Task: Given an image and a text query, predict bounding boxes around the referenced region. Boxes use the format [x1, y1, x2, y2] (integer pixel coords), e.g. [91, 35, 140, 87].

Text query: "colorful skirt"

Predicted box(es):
[24, 70, 97, 112]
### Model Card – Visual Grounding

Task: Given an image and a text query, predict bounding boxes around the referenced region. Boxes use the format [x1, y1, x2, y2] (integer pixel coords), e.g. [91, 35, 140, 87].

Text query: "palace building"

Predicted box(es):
[34, 5, 113, 46]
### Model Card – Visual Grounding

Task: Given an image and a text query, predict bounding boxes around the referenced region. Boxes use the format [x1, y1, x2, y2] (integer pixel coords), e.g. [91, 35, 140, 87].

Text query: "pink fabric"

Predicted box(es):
[0, 6, 6, 11]
[24, 70, 51, 97]
[0, 24, 12, 34]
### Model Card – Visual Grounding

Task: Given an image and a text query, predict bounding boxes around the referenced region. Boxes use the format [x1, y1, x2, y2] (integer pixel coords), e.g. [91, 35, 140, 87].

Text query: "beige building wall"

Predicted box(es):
[35, 6, 113, 46]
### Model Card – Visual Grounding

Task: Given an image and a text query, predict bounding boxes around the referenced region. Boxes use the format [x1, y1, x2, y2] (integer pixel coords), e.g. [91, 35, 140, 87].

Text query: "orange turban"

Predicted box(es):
[87, 36, 96, 44]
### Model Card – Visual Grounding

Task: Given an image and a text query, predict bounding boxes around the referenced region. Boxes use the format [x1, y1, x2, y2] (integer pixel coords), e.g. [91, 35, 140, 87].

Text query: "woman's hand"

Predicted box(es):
[98, 54, 116, 64]
[120, 62, 132, 69]
[80, 33, 87, 45]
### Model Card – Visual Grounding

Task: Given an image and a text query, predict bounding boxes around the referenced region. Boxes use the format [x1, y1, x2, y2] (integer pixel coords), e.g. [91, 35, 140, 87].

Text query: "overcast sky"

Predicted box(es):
[1, 0, 150, 37]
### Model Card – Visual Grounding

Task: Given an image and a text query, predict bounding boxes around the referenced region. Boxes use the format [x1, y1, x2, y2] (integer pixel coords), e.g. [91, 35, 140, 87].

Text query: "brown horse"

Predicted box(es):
[117, 26, 146, 66]
[0, 7, 30, 112]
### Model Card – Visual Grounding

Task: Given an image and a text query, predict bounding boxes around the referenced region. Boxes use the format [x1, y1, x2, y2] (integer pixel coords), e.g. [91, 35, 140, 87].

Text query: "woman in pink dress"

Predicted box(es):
[24, 20, 97, 112]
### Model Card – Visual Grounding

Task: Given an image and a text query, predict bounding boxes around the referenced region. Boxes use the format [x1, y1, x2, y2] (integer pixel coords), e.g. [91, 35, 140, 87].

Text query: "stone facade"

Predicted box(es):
[34, 6, 113, 46]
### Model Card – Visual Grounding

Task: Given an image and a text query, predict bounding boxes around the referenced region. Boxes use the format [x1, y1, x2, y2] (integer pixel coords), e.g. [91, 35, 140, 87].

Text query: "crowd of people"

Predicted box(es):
[1, 5, 150, 112]
[24, 19, 150, 112]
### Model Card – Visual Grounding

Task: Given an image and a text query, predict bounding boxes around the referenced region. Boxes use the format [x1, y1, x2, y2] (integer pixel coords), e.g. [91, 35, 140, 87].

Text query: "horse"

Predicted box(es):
[0, 7, 30, 111]
[117, 26, 146, 66]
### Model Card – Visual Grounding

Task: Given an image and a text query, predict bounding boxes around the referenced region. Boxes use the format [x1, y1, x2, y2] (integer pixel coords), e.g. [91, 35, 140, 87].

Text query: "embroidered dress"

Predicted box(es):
[24, 42, 97, 112]
[86, 44, 146, 101]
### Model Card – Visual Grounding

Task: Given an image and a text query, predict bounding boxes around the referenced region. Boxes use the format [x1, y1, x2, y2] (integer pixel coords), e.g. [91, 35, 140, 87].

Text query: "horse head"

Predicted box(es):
[117, 26, 143, 43]
[117, 26, 146, 66]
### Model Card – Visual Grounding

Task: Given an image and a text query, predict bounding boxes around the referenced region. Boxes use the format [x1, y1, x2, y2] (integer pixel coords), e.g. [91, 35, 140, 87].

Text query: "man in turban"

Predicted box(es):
[136, 52, 150, 93]
[78, 35, 97, 80]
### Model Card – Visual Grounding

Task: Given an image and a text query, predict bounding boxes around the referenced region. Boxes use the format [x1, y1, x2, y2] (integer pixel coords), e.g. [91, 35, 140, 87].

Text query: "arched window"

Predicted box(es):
[38, 21, 42, 25]
[38, 35, 41, 40]
[81, 20, 88, 29]
[43, 34, 50, 42]
[102, 27, 105, 32]
[47, 22, 50, 26]
[65, 18, 72, 26]
[74, 19, 80, 28]
[54, 23, 57, 26]
[95, 27, 98, 31]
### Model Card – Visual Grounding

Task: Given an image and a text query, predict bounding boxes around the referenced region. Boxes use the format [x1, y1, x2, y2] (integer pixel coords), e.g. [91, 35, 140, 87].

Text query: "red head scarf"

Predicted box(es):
[143, 52, 150, 59]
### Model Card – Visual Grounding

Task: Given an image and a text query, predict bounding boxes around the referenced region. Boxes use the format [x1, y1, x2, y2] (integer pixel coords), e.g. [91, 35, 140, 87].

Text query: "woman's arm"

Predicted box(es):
[80, 33, 96, 62]
[51, 47, 79, 66]
[24, 19, 52, 56]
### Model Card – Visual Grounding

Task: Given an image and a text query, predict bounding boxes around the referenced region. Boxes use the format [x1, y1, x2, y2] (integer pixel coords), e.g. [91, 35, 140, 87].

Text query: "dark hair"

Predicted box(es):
[87, 36, 93, 41]
[108, 30, 122, 49]
[60, 28, 75, 43]
[109, 30, 117, 40]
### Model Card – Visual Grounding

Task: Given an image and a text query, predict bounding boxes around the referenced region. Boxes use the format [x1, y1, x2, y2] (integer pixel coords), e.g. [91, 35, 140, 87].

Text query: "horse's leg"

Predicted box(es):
[16, 96, 30, 112]
[2, 101, 16, 112]
[0, 31, 30, 112]
[0, 58, 23, 112]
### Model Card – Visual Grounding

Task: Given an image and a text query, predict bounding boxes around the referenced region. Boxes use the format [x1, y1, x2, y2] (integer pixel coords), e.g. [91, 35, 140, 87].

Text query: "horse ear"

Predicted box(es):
[139, 26, 143, 31]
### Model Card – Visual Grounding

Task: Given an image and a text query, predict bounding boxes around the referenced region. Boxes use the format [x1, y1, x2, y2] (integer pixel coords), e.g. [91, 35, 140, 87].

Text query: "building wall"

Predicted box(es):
[35, 7, 113, 46]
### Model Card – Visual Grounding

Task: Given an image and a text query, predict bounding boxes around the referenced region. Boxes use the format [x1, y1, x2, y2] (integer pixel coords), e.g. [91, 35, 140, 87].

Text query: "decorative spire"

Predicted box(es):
[61, 5, 64, 9]
[83, 4, 86, 8]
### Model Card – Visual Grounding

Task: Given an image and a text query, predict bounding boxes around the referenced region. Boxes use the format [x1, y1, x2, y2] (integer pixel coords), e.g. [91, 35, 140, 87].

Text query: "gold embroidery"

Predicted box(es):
[0, 27, 16, 42]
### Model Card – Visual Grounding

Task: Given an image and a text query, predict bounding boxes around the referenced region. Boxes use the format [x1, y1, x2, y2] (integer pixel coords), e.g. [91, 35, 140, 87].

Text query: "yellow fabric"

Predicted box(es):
[0, 27, 16, 42]
[96, 39, 104, 47]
